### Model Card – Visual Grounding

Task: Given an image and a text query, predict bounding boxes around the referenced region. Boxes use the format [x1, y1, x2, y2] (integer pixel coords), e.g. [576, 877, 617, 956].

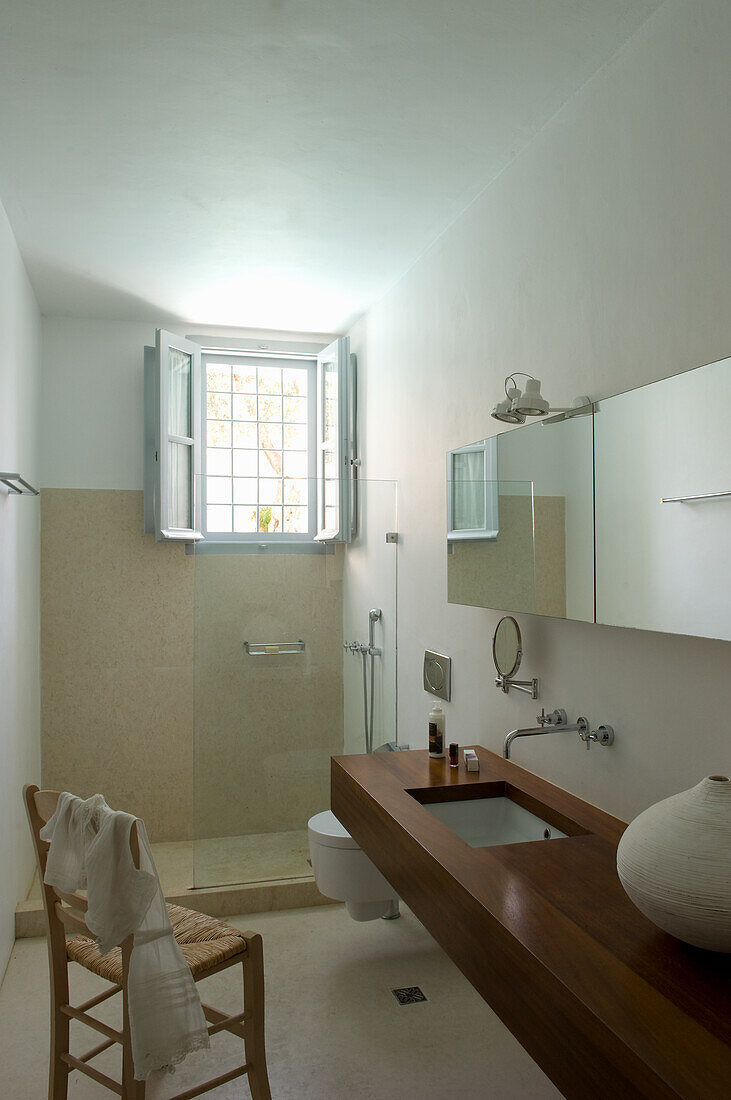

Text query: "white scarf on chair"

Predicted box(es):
[41, 792, 209, 1080]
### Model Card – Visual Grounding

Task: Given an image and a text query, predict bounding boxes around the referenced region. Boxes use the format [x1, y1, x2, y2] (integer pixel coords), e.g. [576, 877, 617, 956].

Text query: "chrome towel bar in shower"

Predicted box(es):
[243, 640, 305, 655]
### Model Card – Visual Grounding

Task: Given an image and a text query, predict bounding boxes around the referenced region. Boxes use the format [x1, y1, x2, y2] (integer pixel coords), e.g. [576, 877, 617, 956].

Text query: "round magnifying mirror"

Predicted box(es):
[492, 616, 523, 679]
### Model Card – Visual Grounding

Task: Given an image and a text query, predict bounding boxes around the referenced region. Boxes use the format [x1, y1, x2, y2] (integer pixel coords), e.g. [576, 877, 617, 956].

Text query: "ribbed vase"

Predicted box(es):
[616, 775, 731, 952]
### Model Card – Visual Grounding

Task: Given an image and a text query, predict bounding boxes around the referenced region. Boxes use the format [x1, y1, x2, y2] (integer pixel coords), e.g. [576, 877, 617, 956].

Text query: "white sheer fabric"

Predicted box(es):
[41, 793, 209, 1080]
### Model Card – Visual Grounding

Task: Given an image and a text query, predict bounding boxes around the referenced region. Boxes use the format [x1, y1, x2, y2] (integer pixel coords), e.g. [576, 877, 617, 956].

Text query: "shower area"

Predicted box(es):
[190, 477, 399, 891]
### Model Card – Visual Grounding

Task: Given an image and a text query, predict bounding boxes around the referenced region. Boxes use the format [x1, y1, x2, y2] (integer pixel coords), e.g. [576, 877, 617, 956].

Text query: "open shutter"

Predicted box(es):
[146, 329, 203, 542]
[315, 336, 354, 542]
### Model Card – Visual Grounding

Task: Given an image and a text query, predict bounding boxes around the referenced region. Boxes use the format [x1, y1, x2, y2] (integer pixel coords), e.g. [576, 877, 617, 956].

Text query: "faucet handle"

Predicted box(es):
[536, 708, 549, 726]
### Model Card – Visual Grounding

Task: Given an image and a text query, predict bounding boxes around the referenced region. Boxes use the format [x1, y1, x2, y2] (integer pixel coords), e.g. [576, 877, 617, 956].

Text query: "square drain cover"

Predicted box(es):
[392, 986, 427, 1005]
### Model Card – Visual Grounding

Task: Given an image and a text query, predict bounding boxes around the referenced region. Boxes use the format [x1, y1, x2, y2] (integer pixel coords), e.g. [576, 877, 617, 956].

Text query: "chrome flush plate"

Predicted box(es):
[423, 650, 452, 702]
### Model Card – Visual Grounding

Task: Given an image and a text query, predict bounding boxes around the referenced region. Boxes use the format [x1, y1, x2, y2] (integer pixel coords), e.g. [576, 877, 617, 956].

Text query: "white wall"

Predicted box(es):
[0, 198, 41, 978]
[41, 318, 337, 489]
[348, 0, 731, 823]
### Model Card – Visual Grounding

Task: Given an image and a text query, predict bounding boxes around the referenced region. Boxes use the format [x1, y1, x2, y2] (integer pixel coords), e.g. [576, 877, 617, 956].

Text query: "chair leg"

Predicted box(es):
[48, 988, 70, 1100]
[47, 944, 70, 1100]
[242, 934, 271, 1100]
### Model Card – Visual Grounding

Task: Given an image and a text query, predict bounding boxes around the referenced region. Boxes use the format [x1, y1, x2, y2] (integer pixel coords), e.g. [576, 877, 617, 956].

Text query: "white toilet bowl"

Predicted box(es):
[308, 810, 399, 922]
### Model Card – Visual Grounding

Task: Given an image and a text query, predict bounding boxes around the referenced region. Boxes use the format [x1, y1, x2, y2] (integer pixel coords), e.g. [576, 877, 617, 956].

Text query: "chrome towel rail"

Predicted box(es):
[660, 490, 731, 503]
[0, 472, 39, 496]
[243, 640, 305, 656]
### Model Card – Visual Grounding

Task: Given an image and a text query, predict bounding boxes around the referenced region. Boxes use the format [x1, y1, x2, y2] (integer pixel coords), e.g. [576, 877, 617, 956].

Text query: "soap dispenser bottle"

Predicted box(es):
[428, 704, 446, 758]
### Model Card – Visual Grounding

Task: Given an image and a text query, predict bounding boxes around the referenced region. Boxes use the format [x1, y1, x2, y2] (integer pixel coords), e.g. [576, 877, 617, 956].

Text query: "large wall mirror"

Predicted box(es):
[447, 410, 594, 622]
[447, 355, 731, 642]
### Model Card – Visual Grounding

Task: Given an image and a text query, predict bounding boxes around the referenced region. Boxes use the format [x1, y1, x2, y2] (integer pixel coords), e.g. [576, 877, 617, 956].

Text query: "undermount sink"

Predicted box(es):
[418, 795, 568, 847]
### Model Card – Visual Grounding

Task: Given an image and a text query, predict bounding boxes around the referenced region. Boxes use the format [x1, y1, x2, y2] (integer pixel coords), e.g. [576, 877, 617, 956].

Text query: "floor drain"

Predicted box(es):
[392, 986, 427, 1005]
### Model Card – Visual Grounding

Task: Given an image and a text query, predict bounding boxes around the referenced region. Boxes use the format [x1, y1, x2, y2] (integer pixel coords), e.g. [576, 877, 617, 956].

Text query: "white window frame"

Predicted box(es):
[315, 336, 354, 543]
[200, 351, 318, 545]
[145, 333, 356, 548]
[446, 437, 499, 540]
[146, 329, 203, 542]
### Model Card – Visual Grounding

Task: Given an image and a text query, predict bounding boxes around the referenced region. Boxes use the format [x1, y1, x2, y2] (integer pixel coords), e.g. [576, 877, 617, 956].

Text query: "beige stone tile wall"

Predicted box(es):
[41, 490, 344, 845]
[447, 494, 566, 617]
[193, 548, 344, 840]
[41, 489, 195, 840]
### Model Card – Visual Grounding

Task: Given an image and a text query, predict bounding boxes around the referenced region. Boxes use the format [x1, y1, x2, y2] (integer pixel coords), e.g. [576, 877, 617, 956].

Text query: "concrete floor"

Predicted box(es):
[0, 904, 562, 1098]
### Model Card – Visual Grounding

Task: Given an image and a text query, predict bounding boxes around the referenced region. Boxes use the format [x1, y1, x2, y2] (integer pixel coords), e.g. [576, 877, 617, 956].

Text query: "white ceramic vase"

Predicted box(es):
[616, 775, 731, 952]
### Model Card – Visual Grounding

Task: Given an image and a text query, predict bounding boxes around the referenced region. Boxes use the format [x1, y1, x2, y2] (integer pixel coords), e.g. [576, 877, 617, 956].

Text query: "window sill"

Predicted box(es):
[185, 540, 335, 556]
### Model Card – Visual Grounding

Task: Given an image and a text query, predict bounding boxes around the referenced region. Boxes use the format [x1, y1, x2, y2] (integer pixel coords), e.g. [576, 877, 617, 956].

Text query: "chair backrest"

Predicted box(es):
[23, 784, 140, 948]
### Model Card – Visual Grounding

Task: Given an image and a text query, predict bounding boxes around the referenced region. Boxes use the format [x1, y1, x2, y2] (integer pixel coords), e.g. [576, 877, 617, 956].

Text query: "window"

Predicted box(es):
[446, 437, 499, 540]
[145, 332, 355, 547]
[202, 352, 316, 541]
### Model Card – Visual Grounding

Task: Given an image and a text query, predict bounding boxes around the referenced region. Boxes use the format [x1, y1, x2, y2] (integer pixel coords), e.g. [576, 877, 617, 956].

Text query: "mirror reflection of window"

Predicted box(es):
[453, 448, 485, 531]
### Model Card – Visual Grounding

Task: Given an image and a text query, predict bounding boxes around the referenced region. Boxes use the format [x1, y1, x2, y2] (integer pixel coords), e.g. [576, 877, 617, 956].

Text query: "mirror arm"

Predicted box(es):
[495, 674, 539, 699]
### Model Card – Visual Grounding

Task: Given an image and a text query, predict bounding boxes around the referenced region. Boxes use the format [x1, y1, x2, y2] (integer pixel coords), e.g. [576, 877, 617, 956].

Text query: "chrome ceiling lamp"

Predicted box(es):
[491, 373, 591, 426]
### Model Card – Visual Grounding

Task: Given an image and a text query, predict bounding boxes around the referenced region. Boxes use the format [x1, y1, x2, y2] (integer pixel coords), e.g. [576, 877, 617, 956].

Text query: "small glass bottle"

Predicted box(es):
[449, 742, 459, 768]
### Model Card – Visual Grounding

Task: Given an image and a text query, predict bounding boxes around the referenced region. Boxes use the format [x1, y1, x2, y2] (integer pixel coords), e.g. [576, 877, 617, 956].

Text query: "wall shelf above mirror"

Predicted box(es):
[447, 354, 731, 643]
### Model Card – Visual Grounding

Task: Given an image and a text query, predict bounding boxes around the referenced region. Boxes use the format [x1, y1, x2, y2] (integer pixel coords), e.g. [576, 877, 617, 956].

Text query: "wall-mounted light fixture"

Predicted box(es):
[491, 374, 591, 425]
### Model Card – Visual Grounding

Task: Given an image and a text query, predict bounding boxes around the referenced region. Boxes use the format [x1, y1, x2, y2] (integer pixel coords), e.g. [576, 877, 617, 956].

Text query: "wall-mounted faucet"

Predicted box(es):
[503, 708, 587, 759]
[503, 708, 615, 759]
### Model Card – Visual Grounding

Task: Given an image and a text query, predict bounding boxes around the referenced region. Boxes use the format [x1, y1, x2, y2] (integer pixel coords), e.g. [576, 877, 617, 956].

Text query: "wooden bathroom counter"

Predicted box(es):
[331, 747, 731, 1100]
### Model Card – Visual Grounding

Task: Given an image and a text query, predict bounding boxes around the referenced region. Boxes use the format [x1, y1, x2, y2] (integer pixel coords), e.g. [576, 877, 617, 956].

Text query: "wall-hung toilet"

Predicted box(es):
[308, 810, 399, 921]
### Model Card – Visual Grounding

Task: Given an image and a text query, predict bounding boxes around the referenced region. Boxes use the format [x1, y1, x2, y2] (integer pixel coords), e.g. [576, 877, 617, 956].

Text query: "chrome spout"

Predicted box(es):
[503, 710, 589, 759]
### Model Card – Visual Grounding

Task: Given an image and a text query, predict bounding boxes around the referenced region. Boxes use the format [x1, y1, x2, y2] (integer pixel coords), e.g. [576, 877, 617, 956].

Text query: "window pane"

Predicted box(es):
[284, 506, 308, 533]
[283, 368, 307, 396]
[258, 506, 282, 533]
[283, 478, 307, 505]
[323, 365, 338, 443]
[284, 451, 308, 477]
[259, 479, 282, 505]
[232, 449, 257, 477]
[259, 423, 282, 450]
[258, 395, 282, 422]
[283, 424, 307, 450]
[323, 448, 338, 479]
[257, 367, 281, 394]
[207, 448, 231, 477]
[168, 348, 191, 437]
[207, 476, 232, 504]
[325, 505, 338, 532]
[325, 479, 340, 508]
[168, 443, 191, 528]
[207, 504, 232, 532]
[259, 449, 282, 477]
[232, 368, 256, 392]
[207, 392, 231, 420]
[233, 506, 257, 532]
[232, 394, 257, 421]
[233, 422, 258, 448]
[233, 477, 258, 503]
[207, 420, 231, 448]
[207, 365, 231, 392]
[283, 395, 307, 423]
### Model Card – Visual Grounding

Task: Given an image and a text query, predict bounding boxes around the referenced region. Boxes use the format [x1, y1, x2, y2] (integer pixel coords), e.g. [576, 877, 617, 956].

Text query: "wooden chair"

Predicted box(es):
[24, 785, 272, 1100]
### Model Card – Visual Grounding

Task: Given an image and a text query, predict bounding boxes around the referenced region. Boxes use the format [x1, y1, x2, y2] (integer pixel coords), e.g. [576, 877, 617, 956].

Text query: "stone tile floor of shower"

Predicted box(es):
[25, 828, 312, 899]
[0, 903, 561, 1098]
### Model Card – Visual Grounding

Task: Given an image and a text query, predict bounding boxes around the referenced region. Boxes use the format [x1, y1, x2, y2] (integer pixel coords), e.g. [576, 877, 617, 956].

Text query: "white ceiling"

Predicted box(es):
[0, 0, 661, 333]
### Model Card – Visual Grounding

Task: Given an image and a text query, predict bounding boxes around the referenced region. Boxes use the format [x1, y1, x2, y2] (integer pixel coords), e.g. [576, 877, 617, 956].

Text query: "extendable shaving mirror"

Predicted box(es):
[492, 616, 539, 698]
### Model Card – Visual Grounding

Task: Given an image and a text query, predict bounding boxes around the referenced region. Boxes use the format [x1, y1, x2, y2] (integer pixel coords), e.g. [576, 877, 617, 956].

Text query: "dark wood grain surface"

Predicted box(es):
[331, 747, 731, 1100]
